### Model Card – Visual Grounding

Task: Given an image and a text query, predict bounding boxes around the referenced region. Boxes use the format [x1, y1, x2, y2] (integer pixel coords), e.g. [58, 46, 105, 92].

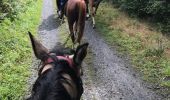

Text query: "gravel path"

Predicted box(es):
[82, 21, 163, 100]
[27, 0, 164, 99]
[26, 0, 60, 97]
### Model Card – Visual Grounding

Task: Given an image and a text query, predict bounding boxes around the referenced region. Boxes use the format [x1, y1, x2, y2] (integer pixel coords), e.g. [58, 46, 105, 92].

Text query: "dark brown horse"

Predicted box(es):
[27, 32, 88, 100]
[85, 0, 102, 28]
[64, 0, 86, 48]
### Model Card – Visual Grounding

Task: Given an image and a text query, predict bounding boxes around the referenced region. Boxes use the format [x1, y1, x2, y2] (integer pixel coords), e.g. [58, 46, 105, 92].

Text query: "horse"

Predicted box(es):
[27, 32, 89, 100]
[57, 0, 86, 48]
[85, 0, 102, 28]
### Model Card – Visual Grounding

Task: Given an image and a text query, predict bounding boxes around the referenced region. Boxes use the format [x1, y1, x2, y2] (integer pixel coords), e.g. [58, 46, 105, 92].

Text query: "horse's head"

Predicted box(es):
[27, 32, 88, 100]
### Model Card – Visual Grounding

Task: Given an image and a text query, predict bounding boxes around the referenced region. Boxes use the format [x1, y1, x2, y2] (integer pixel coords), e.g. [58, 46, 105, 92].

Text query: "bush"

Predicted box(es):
[0, 0, 34, 21]
[0, 0, 42, 99]
[110, 0, 170, 33]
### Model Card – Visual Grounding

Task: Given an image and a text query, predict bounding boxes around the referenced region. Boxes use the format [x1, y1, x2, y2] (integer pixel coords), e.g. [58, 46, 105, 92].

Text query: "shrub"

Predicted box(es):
[110, 0, 170, 33]
[0, 0, 34, 21]
[0, 0, 42, 99]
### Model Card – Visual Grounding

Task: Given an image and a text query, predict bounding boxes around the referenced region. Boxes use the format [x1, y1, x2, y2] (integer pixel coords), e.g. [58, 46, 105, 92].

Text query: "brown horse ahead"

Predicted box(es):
[64, 0, 86, 48]
[85, 0, 102, 28]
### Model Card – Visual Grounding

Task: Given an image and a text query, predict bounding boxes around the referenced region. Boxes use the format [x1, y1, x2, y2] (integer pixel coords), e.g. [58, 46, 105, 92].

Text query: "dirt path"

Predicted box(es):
[38, 0, 60, 49]
[26, 0, 60, 97]
[82, 21, 164, 100]
[28, 0, 164, 99]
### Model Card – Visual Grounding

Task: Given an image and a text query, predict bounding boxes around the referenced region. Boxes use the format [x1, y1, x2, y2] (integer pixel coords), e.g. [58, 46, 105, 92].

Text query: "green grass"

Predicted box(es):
[58, 20, 73, 47]
[0, 0, 42, 99]
[95, 2, 170, 90]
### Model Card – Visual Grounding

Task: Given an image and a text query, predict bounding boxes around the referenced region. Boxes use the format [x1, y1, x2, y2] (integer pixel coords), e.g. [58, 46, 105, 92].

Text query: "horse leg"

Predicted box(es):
[76, 6, 86, 45]
[91, 11, 96, 29]
[56, 0, 60, 11]
[90, 0, 95, 28]
[92, 12, 96, 28]
[73, 22, 79, 48]
[73, 22, 78, 35]
[94, 0, 102, 14]
[85, 0, 90, 19]
[68, 20, 75, 48]
[75, 0, 86, 45]
[94, 2, 99, 14]
[57, 0, 61, 18]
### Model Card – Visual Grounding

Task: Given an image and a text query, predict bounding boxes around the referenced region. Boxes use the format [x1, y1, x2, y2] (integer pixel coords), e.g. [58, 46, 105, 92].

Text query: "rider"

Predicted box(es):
[57, 0, 89, 19]
[57, 0, 68, 19]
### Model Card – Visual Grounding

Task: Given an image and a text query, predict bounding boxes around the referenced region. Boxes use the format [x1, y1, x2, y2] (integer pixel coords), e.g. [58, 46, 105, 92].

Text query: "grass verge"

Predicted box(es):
[95, 1, 170, 94]
[0, 0, 42, 99]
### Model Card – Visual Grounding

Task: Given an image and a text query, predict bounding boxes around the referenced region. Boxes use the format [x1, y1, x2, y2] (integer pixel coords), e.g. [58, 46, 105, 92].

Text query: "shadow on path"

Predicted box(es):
[39, 14, 61, 31]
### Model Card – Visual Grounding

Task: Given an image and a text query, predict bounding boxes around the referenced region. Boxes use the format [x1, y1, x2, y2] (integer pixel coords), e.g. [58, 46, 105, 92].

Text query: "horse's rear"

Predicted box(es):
[65, 0, 86, 47]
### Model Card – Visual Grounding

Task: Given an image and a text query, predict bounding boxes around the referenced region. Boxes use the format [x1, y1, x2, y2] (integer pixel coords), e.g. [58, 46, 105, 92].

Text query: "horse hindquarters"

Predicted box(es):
[66, 1, 77, 44]
[76, 0, 86, 44]
[66, 0, 86, 46]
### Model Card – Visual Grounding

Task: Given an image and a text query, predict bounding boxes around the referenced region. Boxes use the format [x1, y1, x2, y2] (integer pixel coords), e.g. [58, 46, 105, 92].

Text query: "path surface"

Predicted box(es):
[38, 0, 60, 49]
[82, 22, 163, 100]
[26, 0, 60, 97]
[28, 0, 164, 99]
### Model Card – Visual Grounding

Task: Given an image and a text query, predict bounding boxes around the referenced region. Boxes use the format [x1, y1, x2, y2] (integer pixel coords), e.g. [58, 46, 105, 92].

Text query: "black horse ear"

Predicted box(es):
[28, 31, 49, 61]
[73, 43, 89, 65]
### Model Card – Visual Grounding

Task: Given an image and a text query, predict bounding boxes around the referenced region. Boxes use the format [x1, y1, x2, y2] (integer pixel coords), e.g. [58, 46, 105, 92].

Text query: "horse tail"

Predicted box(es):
[76, 0, 86, 44]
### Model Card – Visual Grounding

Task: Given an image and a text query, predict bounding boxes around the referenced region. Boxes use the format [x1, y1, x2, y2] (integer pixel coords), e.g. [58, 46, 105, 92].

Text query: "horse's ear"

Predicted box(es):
[28, 32, 49, 61]
[73, 43, 89, 65]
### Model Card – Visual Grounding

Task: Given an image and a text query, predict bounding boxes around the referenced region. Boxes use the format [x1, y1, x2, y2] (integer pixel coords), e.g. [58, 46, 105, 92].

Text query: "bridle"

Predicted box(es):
[38, 53, 83, 99]
[38, 53, 76, 75]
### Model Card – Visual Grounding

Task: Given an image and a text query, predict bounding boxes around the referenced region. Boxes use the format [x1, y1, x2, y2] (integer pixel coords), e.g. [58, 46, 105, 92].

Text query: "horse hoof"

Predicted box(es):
[86, 14, 90, 20]
[86, 17, 89, 20]
[93, 25, 96, 29]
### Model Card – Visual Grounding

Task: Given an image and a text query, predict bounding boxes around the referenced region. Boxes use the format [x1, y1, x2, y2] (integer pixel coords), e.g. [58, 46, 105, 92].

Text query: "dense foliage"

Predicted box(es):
[0, 0, 42, 99]
[110, 0, 170, 33]
[0, 0, 34, 21]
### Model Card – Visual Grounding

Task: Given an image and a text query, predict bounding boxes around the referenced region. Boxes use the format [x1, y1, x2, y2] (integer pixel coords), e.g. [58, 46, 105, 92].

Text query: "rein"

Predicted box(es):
[57, 2, 74, 47]
[63, 33, 73, 46]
